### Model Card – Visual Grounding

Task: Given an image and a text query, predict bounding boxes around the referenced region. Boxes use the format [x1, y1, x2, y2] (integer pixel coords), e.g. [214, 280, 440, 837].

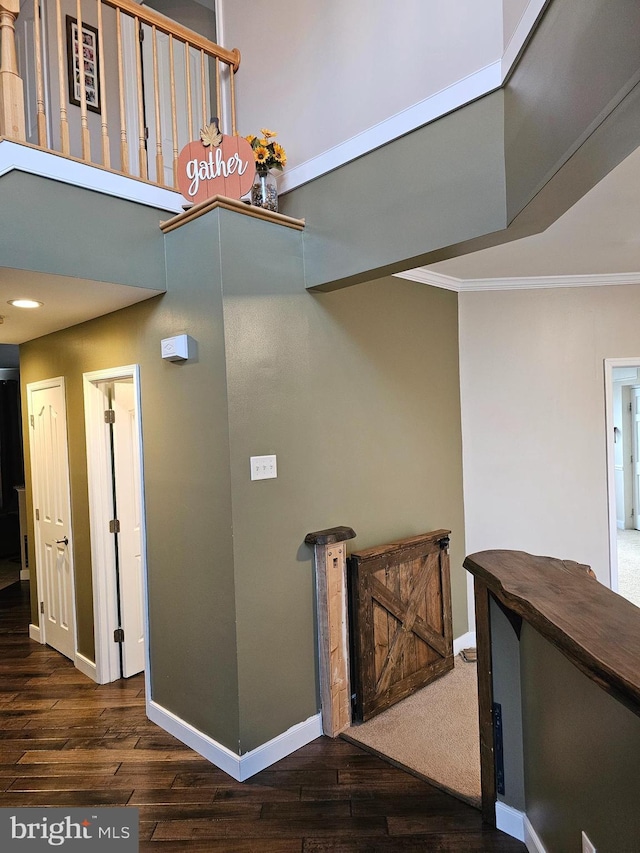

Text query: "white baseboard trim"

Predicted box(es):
[20, 568, 30, 581]
[148, 699, 323, 782]
[524, 814, 548, 853]
[453, 631, 476, 656]
[28, 623, 42, 643]
[495, 802, 525, 842]
[74, 652, 98, 682]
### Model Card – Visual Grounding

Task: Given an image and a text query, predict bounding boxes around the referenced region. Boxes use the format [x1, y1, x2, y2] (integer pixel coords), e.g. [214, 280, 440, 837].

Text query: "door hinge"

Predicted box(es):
[30, 414, 34, 428]
[109, 519, 121, 534]
[114, 628, 124, 643]
[35, 508, 39, 521]
[139, 27, 145, 42]
[630, 402, 633, 412]
[104, 409, 115, 424]
[40, 601, 44, 614]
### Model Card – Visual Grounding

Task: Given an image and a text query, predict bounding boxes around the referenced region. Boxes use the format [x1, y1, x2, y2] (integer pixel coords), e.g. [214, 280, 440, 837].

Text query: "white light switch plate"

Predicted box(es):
[250, 455, 277, 481]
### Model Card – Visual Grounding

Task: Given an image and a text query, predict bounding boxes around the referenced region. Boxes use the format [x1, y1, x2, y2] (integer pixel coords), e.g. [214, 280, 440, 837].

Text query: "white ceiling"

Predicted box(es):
[400, 143, 640, 291]
[0, 268, 162, 346]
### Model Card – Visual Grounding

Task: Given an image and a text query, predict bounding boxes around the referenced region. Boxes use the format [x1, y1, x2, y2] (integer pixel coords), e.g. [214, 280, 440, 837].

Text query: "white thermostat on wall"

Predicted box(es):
[161, 334, 190, 361]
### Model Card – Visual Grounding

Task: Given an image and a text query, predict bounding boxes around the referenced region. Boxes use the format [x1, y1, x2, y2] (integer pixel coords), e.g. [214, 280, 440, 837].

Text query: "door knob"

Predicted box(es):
[55, 537, 69, 546]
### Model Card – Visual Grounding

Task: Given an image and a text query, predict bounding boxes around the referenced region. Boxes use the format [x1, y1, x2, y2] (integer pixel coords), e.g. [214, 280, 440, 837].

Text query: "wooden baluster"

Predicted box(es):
[215, 56, 221, 132]
[0, 0, 25, 140]
[96, 0, 109, 167]
[151, 25, 163, 185]
[115, 9, 128, 173]
[230, 66, 237, 136]
[134, 16, 147, 178]
[169, 34, 178, 187]
[76, 0, 91, 161]
[33, 0, 46, 145]
[184, 41, 192, 139]
[54, 0, 69, 153]
[199, 49, 206, 129]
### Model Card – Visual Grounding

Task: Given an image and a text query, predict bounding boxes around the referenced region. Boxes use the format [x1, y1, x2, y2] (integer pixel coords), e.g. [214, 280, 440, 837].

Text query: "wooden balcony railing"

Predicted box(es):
[0, 0, 240, 190]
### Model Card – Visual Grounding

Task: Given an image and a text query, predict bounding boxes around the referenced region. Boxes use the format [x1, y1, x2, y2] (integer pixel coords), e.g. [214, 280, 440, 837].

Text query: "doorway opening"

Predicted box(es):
[84, 365, 148, 684]
[604, 358, 640, 606]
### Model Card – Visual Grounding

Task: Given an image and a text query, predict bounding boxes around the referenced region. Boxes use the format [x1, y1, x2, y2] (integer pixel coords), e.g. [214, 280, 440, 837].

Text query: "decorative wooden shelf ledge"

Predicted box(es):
[160, 195, 306, 233]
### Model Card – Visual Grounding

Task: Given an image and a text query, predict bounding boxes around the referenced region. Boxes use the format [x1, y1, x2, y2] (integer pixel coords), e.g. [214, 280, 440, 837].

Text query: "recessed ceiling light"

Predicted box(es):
[8, 299, 43, 309]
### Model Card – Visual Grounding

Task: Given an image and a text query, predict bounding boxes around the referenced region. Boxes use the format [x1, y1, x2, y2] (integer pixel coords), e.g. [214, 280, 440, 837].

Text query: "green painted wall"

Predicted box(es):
[521, 625, 640, 851]
[20, 212, 241, 749]
[20, 201, 465, 755]
[281, 92, 507, 292]
[216, 209, 465, 750]
[0, 172, 169, 289]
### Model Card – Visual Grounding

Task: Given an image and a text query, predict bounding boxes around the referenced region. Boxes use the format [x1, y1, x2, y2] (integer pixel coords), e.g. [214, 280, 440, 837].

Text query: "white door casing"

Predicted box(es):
[83, 365, 148, 684]
[27, 378, 77, 661]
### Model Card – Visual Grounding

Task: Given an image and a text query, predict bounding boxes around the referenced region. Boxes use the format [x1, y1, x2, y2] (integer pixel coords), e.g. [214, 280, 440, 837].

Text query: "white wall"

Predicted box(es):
[219, 0, 502, 174]
[459, 285, 640, 584]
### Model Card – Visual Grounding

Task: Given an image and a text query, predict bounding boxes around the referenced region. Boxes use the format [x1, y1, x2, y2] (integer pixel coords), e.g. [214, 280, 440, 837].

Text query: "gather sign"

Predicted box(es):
[177, 121, 255, 204]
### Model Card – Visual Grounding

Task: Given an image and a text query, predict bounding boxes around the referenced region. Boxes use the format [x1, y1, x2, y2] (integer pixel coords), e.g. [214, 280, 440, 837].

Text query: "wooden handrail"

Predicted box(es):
[102, 0, 240, 69]
[464, 549, 640, 715]
[465, 548, 640, 825]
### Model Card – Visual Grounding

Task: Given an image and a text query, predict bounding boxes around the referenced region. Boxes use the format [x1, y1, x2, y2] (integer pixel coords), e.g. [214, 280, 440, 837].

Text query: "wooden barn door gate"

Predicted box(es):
[348, 530, 454, 722]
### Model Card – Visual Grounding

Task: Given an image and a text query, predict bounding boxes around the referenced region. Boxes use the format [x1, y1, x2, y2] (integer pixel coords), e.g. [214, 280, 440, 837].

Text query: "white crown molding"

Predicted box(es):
[394, 269, 640, 292]
[394, 269, 463, 291]
[0, 141, 184, 213]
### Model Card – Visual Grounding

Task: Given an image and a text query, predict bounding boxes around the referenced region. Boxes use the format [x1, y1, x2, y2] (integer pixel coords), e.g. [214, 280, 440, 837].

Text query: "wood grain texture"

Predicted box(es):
[0, 581, 524, 852]
[464, 549, 640, 716]
[349, 531, 454, 721]
[473, 578, 496, 826]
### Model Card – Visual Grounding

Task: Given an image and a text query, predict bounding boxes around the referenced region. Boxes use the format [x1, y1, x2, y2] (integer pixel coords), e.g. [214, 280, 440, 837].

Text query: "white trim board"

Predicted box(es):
[395, 268, 640, 293]
[495, 802, 525, 842]
[495, 803, 549, 853]
[453, 631, 476, 656]
[278, 0, 548, 194]
[279, 62, 502, 195]
[524, 814, 548, 853]
[74, 653, 98, 683]
[147, 700, 323, 782]
[0, 141, 184, 213]
[29, 623, 42, 643]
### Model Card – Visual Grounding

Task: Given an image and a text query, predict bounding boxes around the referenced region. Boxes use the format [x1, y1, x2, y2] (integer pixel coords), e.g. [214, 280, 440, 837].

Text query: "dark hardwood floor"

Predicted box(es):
[0, 580, 526, 851]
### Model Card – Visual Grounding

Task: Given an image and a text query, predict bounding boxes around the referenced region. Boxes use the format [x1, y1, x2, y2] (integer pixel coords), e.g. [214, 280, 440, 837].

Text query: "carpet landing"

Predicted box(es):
[344, 655, 481, 807]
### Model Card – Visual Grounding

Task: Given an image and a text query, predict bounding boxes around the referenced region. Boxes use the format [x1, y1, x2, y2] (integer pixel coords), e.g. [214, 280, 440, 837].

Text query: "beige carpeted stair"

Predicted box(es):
[344, 654, 481, 807]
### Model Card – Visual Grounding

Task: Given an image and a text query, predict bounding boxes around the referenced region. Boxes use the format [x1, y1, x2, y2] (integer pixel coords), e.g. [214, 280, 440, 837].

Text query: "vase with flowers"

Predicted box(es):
[245, 128, 286, 212]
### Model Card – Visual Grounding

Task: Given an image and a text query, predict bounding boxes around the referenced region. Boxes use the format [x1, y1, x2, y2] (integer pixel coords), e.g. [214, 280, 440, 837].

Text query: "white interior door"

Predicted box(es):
[111, 378, 145, 677]
[28, 379, 76, 661]
[84, 366, 147, 683]
[633, 387, 640, 530]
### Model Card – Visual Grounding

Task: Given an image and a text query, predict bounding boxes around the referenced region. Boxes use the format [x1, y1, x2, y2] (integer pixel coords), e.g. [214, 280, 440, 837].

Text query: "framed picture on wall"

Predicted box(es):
[66, 15, 101, 114]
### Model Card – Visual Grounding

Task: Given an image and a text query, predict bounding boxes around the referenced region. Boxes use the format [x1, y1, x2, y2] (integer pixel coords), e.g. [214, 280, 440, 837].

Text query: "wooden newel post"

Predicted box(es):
[305, 525, 356, 738]
[0, 0, 25, 141]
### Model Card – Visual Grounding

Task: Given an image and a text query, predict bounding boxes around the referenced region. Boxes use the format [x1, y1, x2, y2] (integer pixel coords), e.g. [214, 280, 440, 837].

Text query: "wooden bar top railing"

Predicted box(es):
[465, 549, 640, 714]
[0, 0, 241, 191]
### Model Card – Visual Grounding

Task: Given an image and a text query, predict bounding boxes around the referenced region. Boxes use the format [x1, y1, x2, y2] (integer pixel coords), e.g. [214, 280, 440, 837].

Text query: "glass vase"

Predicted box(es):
[250, 170, 278, 212]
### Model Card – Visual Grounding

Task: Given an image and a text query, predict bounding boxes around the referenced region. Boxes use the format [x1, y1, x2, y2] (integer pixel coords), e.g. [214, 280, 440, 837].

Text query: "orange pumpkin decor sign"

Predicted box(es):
[177, 120, 254, 204]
